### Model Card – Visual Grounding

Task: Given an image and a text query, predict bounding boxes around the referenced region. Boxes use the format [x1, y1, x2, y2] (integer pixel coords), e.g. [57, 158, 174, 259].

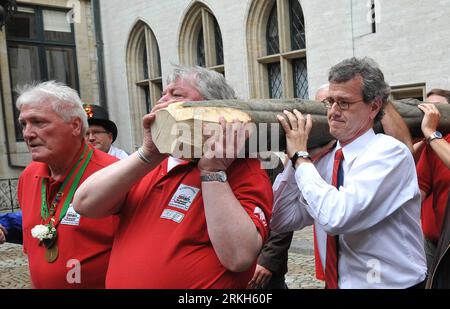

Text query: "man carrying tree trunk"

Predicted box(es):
[73, 65, 273, 289]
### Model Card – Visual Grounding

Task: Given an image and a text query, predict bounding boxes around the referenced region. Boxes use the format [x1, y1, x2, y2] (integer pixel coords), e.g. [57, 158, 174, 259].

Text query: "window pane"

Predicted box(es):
[45, 47, 77, 89]
[144, 86, 151, 114]
[293, 58, 308, 99]
[43, 10, 74, 42]
[268, 62, 282, 99]
[214, 18, 224, 65]
[266, 4, 279, 55]
[7, 44, 41, 140]
[197, 28, 206, 67]
[6, 7, 37, 39]
[8, 44, 41, 84]
[143, 44, 149, 80]
[290, 0, 306, 50]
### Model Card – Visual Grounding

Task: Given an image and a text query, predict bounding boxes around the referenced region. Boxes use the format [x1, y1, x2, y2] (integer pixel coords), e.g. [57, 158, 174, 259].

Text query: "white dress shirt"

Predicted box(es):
[271, 129, 427, 288]
[108, 145, 129, 160]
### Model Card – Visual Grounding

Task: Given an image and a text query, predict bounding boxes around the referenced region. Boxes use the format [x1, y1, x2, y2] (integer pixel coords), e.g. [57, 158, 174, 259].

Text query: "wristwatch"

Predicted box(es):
[200, 171, 227, 182]
[291, 151, 312, 168]
[427, 131, 443, 144]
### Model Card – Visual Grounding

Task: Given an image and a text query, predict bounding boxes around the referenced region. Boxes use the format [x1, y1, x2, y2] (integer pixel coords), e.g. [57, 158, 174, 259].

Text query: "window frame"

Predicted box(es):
[179, 3, 225, 74]
[126, 21, 162, 150]
[247, 0, 308, 99]
[6, 4, 79, 141]
[391, 83, 426, 101]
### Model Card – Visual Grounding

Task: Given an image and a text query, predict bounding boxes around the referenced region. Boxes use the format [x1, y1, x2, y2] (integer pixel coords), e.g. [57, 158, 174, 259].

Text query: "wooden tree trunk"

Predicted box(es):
[151, 98, 450, 158]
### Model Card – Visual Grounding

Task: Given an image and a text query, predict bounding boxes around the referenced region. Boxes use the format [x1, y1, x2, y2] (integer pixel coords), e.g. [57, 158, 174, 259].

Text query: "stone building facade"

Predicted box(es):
[98, 0, 450, 152]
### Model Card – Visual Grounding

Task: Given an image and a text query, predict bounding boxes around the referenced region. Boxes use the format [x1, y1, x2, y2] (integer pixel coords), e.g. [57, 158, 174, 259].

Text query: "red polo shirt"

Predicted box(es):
[106, 158, 272, 289]
[417, 133, 450, 243]
[19, 145, 119, 288]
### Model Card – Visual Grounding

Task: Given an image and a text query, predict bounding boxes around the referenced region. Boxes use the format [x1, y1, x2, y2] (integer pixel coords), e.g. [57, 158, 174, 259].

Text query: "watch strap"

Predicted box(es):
[427, 131, 443, 144]
[291, 151, 312, 168]
[200, 171, 227, 182]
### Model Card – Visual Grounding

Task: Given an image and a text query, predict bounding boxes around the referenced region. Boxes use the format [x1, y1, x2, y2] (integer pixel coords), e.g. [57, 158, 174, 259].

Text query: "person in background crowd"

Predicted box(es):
[412, 89, 450, 160]
[0, 212, 22, 244]
[83, 104, 128, 160]
[416, 88, 450, 271]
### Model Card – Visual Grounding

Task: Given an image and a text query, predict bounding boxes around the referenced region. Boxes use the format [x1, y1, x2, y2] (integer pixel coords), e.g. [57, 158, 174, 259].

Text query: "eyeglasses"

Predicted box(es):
[86, 130, 109, 138]
[322, 97, 365, 110]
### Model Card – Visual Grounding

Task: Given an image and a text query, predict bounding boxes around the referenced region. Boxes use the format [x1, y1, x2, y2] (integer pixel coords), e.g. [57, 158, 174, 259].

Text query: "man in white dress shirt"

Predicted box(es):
[271, 57, 427, 289]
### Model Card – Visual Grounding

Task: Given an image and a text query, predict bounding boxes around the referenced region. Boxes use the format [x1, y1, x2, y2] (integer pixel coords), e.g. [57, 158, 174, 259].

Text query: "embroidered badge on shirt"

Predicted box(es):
[161, 209, 185, 223]
[60, 204, 81, 226]
[168, 184, 200, 211]
[253, 207, 267, 227]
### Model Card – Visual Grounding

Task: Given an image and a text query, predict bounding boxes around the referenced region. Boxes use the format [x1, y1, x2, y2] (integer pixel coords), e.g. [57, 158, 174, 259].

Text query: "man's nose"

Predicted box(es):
[329, 102, 342, 114]
[157, 94, 170, 104]
[327, 106, 341, 119]
[22, 124, 36, 139]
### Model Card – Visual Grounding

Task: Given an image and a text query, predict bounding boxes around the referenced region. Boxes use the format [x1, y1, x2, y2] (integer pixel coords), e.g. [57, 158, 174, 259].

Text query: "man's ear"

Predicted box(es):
[71, 117, 83, 136]
[370, 98, 382, 120]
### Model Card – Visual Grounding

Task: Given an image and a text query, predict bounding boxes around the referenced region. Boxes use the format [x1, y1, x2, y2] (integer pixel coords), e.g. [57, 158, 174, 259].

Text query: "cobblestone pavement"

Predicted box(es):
[0, 226, 322, 289]
[0, 243, 31, 288]
[286, 226, 324, 289]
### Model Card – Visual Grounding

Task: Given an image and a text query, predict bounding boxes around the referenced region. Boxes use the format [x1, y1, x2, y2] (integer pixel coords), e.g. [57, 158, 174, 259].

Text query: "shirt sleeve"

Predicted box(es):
[0, 211, 23, 244]
[416, 145, 432, 197]
[228, 159, 273, 243]
[257, 230, 294, 275]
[297, 142, 419, 235]
[270, 163, 314, 233]
[17, 175, 27, 253]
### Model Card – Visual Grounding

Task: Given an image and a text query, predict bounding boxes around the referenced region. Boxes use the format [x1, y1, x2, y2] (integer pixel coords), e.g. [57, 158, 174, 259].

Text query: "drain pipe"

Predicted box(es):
[91, 0, 107, 110]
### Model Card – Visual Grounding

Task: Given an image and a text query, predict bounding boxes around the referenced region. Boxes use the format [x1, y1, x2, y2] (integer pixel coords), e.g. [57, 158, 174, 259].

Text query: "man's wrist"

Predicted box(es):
[294, 157, 312, 169]
[426, 131, 443, 144]
[290, 150, 311, 168]
[136, 147, 152, 163]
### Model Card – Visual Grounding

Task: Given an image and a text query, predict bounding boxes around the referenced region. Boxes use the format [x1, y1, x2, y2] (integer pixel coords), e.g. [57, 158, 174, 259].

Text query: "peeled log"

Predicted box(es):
[151, 98, 450, 158]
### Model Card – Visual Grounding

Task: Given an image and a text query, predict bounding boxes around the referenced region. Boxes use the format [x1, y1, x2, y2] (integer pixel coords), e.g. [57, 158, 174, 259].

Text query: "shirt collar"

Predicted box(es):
[167, 156, 190, 172]
[337, 128, 375, 164]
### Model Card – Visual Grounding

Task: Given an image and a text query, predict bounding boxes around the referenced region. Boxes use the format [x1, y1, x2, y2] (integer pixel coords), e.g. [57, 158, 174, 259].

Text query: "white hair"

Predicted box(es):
[167, 65, 236, 100]
[317, 83, 329, 91]
[16, 81, 88, 136]
[314, 83, 330, 101]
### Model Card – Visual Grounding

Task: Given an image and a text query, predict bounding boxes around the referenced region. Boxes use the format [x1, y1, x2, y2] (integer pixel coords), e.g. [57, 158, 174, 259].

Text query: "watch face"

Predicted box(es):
[218, 171, 227, 182]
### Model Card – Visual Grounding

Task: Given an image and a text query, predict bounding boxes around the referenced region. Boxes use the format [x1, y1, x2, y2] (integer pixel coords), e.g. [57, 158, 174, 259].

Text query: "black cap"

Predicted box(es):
[83, 104, 118, 142]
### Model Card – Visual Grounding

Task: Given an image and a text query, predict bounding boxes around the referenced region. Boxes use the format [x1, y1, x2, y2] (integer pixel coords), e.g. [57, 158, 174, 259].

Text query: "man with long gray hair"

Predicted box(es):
[73, 65, 273, 288]
[271, 57, 427, 288]
[16, 81, 118, 288]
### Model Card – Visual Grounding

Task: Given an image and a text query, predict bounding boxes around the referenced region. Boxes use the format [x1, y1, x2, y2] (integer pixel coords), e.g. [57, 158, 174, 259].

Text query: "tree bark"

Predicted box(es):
[151, 98, 450, 158]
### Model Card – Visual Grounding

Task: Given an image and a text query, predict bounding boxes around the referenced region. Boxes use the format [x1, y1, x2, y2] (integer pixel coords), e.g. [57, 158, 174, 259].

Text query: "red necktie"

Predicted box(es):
[325, 148, 344, 289]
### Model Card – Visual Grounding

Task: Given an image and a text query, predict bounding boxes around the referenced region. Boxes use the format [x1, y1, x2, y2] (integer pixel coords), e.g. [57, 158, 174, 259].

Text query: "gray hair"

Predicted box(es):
[16, 81, 88, 136]
[328, 57, 390, 122]
[167, 65, 236, 100]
